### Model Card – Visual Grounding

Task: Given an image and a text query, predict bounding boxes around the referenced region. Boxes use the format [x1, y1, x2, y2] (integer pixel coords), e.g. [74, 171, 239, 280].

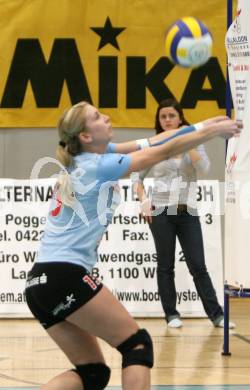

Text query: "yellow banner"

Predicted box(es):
[0, 0, 227, 128]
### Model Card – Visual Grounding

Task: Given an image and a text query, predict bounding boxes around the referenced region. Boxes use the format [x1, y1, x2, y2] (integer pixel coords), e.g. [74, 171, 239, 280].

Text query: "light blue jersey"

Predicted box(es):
[37, 152, 131, 272]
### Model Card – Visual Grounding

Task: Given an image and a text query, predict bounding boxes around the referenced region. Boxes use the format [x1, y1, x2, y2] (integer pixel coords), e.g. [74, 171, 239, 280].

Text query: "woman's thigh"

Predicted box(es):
[177, 216, 206, 271]
[150, 213, 177, 265]
[46, 321, 105, 365]
[26, 263, 140, 354]
[66, 285, 139, 348]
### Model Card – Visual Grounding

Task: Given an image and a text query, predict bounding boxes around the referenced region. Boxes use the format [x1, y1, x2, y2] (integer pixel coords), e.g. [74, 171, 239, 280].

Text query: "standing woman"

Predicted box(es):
[25, 101, 239, 390]
[135, 98, 235, 329]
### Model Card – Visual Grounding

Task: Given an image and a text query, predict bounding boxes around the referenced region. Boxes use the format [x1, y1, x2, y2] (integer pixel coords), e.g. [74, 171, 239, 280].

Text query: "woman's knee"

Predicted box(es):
[72, 363, 111, 390]
[157, 264, 175, 275]
[116, 329, 154, 369]
[191, 268, 208, 279]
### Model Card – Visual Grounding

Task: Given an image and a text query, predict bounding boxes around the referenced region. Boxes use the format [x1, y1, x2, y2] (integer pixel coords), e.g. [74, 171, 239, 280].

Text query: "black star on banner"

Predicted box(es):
[91, 16, 126, 50]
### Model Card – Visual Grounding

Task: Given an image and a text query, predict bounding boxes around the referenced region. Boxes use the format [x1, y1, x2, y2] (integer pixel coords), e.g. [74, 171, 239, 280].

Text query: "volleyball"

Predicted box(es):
[165, 17, 213, 68]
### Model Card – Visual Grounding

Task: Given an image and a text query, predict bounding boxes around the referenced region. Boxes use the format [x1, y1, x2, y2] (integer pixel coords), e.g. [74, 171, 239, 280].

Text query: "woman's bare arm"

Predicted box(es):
[126, 119, 240, 173]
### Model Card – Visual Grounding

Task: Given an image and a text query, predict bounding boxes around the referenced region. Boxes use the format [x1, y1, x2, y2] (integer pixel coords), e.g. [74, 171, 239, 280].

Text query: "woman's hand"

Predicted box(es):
[196, 117, 242, 138]
[214, 118, 242, 139]
[140, 198, 153, 224]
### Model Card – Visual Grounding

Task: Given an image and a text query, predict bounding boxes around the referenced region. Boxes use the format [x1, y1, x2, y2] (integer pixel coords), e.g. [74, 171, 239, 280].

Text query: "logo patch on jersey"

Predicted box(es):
[82, 275, 100, 290]
[52, 293, 76, 316]
[118, 156, 124, 164]
[50, 184, 63, 217]
[26, 272, 47, 288]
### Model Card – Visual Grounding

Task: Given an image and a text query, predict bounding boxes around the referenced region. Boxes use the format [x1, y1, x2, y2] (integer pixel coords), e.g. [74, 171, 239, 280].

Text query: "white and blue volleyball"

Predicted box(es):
[165, 17, 213, 68]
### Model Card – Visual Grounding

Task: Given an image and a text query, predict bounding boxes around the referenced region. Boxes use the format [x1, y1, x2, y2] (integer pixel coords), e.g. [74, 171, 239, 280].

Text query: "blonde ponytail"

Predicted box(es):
[56, 169, 75, 208]
[56, 144, 73, 168]
[55, 101, 89, 208]
[55, 145, 74, 207]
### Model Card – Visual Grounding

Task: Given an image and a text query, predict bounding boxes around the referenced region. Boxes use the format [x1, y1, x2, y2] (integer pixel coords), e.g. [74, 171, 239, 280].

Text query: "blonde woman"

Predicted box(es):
[25, 101, 240, 390]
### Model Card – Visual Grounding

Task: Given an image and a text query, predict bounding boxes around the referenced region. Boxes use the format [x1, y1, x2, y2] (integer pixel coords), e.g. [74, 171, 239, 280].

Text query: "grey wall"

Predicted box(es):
[0, 127, 226, 180]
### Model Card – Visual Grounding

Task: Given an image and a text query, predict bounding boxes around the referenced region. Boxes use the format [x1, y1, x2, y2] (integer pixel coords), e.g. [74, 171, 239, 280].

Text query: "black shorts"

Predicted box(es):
[25, 262, 103, 329]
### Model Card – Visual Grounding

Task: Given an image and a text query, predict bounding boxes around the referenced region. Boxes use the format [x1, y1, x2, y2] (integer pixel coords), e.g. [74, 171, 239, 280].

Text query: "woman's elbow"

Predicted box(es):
[200, 161, 210, 174]
[195, 160, 210, 174]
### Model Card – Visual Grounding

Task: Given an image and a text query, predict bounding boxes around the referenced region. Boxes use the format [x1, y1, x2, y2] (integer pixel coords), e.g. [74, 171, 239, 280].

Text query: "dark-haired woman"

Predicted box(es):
[135, 99, 236, 329]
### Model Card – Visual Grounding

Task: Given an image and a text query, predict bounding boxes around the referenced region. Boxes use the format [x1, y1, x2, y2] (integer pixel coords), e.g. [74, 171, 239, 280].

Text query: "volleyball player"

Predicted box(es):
[25, 102, 240, 390]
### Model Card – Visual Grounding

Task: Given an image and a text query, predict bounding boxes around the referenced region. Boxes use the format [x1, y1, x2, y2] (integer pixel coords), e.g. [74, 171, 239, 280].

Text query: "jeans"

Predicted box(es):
[149, 207, 223, 323]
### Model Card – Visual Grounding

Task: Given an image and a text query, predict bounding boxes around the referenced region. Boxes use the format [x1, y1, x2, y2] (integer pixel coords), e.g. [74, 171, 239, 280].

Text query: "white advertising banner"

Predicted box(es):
[225, 0, 250, 288]
[0, 178, 223, 318]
